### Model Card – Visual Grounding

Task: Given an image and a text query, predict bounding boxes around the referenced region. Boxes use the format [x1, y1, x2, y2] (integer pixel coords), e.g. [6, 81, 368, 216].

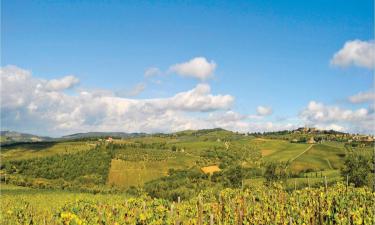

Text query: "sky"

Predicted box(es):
[1, 0, 374, 136]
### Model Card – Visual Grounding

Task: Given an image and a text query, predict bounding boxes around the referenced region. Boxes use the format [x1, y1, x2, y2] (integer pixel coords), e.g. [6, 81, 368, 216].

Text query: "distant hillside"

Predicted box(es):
[252, 127, 374, 144]
[174, 128, 233, 136]
[0, 131, 53, 145]
[61, 132, 147, 140]
[252, 127, 347, 136]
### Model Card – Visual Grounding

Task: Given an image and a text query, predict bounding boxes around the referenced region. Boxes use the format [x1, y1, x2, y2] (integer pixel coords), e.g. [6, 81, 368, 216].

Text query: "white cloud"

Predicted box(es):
[348, 90, 375, 104]
[0, 65, 234, 136]
[206, 111, 297, 133]
[300, 101, 374, 134]
[331, 39, 375, 69]
[167, 83, 233, 111]
[45, 75, 79, 91]
[2, 65, 372, 136]
[144, 67, 161, 77]
[319, 124, 346, 132]
[169, 57, 216, 80]
[256, 106, 273, 116]
[122, 83, 146, 97]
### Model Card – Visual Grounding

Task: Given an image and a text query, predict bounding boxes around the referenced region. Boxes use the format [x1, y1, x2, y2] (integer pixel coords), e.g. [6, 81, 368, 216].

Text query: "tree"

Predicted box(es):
[264, 161, 289, 183]
[223, 165, 243, 188]
[341, 152, 372, 187]
[264, 162, 278, 182]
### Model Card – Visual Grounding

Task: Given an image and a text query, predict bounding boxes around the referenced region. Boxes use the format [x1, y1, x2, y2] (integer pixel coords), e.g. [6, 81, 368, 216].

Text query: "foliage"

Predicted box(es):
[3, 145, 112, 187]
[1, 183, 374, 224]
[263, 161, 289, 183]
[341, 151, 373, 187]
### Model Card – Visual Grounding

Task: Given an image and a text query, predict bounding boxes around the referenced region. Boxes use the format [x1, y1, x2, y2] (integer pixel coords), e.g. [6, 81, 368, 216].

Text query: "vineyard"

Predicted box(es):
[1, 183, 374, 225]
[1, 129, 373, 224]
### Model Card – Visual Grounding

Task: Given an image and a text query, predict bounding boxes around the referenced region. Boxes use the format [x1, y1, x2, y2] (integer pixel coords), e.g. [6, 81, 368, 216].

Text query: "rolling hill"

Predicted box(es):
[0, 128, 373, 195]
[0, 131, 53, 145]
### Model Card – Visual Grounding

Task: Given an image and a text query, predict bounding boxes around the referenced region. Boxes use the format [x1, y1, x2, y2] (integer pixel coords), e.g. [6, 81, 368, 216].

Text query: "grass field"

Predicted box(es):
[250, 139, 309, 162]
[290, 144, 346, 172]
[247, 138, 348, 173]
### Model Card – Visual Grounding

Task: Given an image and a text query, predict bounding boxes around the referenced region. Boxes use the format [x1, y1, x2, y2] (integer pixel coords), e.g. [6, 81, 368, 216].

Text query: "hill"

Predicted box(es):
[0, 131, 53, 145]
[0, 128, 373, 197]
[61, 131, 147, 140]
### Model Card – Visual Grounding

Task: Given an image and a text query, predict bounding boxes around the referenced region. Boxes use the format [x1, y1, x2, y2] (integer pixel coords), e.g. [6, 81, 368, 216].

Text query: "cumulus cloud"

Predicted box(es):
[348, 90, 375, 104]
[168, 84, 233, 111]
[121, 83, 146, 97]
[169, 57, 216, 80]
[144, 67, 161, 77]
[300, 101, 374, 134]
[207, 111, 296, 133]
[0, 65, 235, 136]
[2, 65, 372, 136]
[256, 106, 273, 116]
[319, 124, 346, 132]
[45, 75, 79, 91]
[331, 39, 375, 69]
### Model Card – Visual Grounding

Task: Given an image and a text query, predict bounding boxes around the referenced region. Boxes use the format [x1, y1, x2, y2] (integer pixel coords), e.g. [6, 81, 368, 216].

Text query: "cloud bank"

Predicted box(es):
[348, 90, 375, 104]
[1, 65, 373, 136]
[300, 101, 374, 133]
[0, 65, 239, 135]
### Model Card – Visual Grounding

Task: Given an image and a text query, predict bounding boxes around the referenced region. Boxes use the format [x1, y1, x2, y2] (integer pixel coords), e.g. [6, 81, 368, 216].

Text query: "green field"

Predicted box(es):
[290, 144, 346, 172]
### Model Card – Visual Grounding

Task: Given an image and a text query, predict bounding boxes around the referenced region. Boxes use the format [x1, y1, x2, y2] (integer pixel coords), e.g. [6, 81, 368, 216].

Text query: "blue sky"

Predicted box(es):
[1, 0, 374, 136]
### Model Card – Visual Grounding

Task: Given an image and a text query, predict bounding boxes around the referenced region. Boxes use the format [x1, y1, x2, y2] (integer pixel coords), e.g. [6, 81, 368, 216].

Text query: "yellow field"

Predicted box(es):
[201, 165, 221, 174]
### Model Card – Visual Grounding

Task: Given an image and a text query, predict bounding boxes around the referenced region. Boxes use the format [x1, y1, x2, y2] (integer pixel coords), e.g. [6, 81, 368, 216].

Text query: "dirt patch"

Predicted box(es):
[261, 149, 273, 156]
[254, 138, 268, 141]
[201, 165, 221, 175]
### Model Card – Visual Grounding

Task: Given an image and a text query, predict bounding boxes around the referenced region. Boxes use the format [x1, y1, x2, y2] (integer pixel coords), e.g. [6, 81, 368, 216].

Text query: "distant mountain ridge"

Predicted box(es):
[0, 131, 53, 144]
[1, 127, 370, 145]
[0, 131, 147, 145]
[61, 132, 147, 139]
